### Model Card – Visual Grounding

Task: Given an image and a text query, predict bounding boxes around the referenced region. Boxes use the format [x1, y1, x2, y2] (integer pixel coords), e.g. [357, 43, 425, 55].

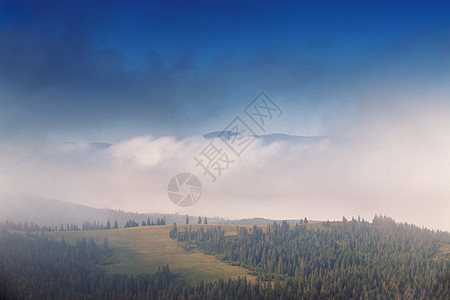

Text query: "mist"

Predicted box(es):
[1, 98, 449, 231]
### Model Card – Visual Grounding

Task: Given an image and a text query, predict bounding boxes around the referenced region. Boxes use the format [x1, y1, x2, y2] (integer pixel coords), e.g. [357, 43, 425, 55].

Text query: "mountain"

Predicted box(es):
[0, 196, 311, 227]
[0, 196, 171, 227]
[256, 133, 331, 144]
[203, 131, 335, 144]
[89, 142, 112, 150]
[203, 131, 240, 139]
[66, 133, 349, 151]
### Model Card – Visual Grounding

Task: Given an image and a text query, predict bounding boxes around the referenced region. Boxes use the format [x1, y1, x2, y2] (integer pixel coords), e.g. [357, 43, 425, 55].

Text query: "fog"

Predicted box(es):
[1, 99, 449, 231]
[0, 11, 449, 231]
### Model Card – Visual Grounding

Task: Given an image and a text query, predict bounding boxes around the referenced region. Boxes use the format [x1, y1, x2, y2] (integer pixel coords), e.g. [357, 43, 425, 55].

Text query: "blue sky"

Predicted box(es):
[0, 0, 449, 141]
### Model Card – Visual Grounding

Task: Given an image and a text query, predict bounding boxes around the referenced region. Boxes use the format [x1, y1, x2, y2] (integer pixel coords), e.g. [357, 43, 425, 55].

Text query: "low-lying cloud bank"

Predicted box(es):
[1, 107, 449, 231]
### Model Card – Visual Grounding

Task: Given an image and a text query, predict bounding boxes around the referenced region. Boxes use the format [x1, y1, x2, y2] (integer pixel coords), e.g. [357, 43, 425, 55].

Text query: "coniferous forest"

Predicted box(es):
[170, 216, 450, 299]
[0, 231, 175, 299]
[0, 216, 449, 299]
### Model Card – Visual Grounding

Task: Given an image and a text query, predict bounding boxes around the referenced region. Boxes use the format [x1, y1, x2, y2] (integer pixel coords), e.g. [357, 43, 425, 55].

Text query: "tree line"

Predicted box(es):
[124, 217, 166, 228]
[0, 217, 169, 232]
[1, 216, 449, 299]
[184, 215, 208, 225]
[170, 215, 450, 298]
[0, 231, 177, 299]
[0, 230, 379, 299]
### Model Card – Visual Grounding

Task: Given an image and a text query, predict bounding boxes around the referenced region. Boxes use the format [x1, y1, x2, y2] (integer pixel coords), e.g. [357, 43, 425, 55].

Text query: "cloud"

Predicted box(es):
[110, 136, 186, 168]
[0, 11, 449, 141]
[1, 101, 449, 231]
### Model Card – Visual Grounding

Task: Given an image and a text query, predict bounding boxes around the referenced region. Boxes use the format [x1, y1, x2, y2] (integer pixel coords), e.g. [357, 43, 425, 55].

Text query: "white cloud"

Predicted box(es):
[110, 136, 185, 168]
[0, 105, 449, 231]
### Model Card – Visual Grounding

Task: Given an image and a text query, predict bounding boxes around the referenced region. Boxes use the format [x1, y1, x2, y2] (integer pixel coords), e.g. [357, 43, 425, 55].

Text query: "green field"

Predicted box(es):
[48, 221, 450, 289]
[49, 225, 253, 287]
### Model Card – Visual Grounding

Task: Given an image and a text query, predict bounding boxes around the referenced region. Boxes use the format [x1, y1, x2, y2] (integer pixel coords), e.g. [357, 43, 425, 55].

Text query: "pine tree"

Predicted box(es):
[204, 217, 208, 224]
[169, 223, 178, 239]
[198, 216, 202, 224]
[106, 220, 111, 230]
[103, 237, 109, 250]
[186, 215, 189, 224]
[113, 219, 119, 229]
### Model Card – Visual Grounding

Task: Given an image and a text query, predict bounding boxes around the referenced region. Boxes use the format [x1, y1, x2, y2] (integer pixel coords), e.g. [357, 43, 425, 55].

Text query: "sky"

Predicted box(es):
[0, 1, 449, 230]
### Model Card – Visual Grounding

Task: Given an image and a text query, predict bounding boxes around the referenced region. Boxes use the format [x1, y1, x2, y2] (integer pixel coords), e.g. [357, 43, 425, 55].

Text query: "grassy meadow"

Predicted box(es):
[48, 224, 253, 287]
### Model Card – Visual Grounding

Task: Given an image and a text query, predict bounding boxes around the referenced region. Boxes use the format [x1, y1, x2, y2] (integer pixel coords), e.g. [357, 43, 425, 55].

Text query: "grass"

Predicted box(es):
[48, 225, 253, 287]
[36, 222, 450, 287]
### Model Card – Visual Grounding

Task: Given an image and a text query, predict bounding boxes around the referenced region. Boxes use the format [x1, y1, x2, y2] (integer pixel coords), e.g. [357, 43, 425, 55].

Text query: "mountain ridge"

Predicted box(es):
[0, 196, 311, 227]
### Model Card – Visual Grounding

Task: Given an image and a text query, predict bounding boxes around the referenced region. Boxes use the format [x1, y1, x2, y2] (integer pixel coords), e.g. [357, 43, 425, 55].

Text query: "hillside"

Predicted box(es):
[170, 217, 450, 298]
[0, 196, 309, 227]
[48, 224, 253, 287]
[0, 217, 448, 298]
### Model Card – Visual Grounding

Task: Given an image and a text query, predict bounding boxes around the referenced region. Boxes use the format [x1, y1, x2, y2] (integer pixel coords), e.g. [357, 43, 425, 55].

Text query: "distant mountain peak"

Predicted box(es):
[89, 142, 112, 150]
[203, 131, 333, 143]
[203, 131, 240, 139]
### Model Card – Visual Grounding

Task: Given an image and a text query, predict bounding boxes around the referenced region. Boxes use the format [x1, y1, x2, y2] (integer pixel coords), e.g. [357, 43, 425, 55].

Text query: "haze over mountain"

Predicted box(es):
[0, 196, 308, 227]
[203, 131, 333, 144]
[1, 125, 449, 231]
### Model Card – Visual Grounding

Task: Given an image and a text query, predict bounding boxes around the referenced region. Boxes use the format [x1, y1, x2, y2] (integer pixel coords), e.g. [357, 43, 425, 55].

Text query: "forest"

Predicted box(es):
[0, 217, 167, 232]
[0, 230, 365, 299]
[0, 216, 449, 299]
[170, 215, 450, 299]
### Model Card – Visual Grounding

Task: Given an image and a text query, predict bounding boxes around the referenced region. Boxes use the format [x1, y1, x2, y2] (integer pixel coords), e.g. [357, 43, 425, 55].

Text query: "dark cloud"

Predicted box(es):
[0, 2, 449, 141]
